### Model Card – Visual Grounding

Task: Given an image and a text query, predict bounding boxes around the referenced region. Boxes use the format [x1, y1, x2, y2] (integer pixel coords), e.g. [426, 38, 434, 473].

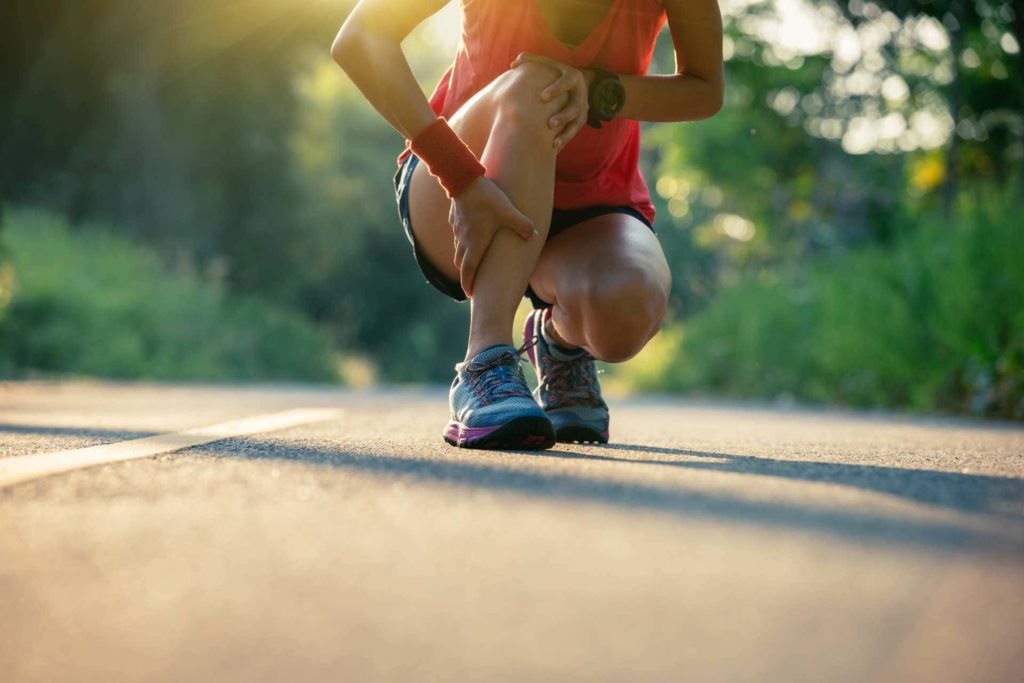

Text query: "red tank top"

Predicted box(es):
[398, 0, 667, 224]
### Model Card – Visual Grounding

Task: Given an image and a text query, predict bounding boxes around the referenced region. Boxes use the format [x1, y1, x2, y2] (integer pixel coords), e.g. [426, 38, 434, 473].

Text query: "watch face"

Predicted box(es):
[593, 77, 625, 119]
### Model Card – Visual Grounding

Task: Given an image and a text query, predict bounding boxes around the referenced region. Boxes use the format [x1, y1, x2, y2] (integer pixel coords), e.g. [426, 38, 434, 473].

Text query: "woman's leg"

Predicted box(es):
[528, 213, 672, 362]
[407, 63, 569, 359]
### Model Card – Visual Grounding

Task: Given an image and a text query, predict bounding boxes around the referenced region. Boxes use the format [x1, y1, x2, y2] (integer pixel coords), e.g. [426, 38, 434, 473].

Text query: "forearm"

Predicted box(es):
[331, 25, 435, 139]
[617, 72, 723, 123]
[614, 0, 723, 124]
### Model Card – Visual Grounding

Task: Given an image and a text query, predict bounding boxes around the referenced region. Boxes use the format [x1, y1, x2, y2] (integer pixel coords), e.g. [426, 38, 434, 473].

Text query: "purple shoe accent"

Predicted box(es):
[444, 420, 502, 445]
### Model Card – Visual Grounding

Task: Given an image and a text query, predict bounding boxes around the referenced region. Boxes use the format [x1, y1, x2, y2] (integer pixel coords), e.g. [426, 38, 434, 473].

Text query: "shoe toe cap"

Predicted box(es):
[462, 397, 548, 428]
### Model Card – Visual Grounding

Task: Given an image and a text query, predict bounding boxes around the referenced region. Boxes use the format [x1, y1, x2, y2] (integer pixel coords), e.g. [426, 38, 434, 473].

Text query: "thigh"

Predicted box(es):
[528, 211, 671, 308]
[406, 65, 564, 286]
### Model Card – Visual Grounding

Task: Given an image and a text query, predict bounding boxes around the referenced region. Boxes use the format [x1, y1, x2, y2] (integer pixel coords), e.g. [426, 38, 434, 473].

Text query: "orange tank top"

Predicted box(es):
[398, 0, 667, 224]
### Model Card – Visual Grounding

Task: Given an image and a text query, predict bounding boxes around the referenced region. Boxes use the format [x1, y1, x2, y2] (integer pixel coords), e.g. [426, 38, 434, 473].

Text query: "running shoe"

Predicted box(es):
[444, 343, 555, 450]
[523, 308, 610, 444]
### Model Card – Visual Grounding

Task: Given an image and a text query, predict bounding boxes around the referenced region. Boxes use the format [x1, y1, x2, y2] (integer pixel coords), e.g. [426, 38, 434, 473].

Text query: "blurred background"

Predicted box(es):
[0, 0, 1021, 419]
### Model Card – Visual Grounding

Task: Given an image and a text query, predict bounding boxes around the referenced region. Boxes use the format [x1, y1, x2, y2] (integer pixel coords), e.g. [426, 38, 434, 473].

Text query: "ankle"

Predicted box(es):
[465, 337, 513, 362]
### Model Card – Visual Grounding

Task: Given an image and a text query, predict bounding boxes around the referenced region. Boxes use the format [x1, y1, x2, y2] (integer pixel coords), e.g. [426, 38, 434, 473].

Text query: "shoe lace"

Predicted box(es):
[459, 340, 538, 406]
[541, 347, 604, 407]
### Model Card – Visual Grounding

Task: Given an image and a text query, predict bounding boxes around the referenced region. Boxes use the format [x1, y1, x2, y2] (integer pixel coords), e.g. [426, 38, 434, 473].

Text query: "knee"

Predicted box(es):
[579, 267, 669, 362]
[490, 63, 567, 132]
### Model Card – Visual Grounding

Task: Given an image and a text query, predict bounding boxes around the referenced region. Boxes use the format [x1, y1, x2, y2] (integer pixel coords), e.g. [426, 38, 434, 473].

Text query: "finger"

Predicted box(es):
[510, 53, 575, 105]
[549, 104, 583, 131]
[541, 72, 577, 103]
[454, 241, 466, 269]
[510, 52, 553, 69]
[460, 249, 479, 297]
[555, 93, 589, 148]
[554, 120, 583, 151]
[553, 85, 587, 124]
[566, 80, 587, 108]
[503, 204, 537, 241]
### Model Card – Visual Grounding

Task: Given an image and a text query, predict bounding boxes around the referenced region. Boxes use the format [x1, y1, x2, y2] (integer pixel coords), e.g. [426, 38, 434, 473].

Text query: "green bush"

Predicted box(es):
[0, 208, 338, 382]
[622, 192, 1024, 419]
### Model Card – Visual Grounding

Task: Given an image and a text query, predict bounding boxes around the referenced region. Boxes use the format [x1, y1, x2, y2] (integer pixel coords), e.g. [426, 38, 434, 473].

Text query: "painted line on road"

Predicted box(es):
[0, 408, 344, 489]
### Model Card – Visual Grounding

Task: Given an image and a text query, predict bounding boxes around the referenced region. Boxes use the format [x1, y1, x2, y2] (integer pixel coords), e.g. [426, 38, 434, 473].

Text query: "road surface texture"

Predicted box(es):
[1, 381, 1022, 682]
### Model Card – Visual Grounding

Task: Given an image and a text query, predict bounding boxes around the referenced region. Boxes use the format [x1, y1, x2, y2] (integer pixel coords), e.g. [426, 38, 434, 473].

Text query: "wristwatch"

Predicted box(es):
[586, 68, 625, 129]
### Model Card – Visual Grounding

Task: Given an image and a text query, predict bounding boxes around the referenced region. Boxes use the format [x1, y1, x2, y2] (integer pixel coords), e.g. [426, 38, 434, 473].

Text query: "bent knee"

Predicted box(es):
[490, 63, 567, 128]
[579, 268, 669, 362]
[495, 61, 560, 97]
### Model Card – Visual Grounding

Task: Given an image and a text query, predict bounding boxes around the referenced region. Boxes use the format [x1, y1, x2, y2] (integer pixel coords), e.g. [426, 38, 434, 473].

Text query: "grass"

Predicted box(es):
[0, 207, 339, 382]
[618, 191, 1024, 419]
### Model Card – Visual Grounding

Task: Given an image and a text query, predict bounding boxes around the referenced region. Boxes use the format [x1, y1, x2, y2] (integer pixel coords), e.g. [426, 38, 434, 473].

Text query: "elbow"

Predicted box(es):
[331, 20, 366, 68]
[331, 29, 356, 67]
[672, 73, 724, 121]
[705, 93, 723, 119]
[703, 78, 725, 118]
[333, 17, 398, 72]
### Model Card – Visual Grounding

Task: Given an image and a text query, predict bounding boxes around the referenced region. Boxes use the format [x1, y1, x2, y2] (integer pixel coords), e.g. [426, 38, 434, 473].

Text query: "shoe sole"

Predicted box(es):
[555, 425, 609, 445]
[444, 415, 555, 450]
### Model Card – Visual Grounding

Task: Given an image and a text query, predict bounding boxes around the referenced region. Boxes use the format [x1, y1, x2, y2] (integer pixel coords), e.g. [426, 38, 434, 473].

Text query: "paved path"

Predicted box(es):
[1, 382, 1022, 682]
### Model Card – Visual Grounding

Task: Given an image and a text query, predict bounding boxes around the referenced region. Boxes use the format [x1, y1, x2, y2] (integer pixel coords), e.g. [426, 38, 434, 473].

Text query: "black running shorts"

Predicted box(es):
[394, 152, 655, 309]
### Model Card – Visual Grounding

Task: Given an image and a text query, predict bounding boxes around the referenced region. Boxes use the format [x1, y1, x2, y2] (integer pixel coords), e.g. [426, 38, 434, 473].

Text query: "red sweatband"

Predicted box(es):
[409, 117, 486, 198]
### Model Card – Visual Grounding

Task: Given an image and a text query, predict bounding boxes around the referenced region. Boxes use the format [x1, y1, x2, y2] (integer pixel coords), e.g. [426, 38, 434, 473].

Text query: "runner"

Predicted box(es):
[332, 0, 723, 449]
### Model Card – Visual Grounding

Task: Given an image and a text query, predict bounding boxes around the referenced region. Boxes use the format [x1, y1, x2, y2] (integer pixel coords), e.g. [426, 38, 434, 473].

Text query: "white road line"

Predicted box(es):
[0, 408, 344, 489]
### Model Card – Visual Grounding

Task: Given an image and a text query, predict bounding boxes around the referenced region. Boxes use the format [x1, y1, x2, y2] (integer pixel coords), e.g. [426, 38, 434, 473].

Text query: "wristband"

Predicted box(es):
[409, 117, 486, 198]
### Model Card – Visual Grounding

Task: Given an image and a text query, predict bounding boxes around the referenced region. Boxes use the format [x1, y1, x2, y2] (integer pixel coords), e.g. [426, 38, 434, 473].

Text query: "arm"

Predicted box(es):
[510, 0, 723, 149]
[331, 0, 536, 298]
[330, 0, 448, 140]
[615, 0, 724, 122]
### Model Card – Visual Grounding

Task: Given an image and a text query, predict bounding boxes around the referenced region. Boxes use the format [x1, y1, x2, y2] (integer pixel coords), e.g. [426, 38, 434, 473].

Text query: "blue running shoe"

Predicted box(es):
[524, 309, 610, 444]
[444, 343, 555, 450]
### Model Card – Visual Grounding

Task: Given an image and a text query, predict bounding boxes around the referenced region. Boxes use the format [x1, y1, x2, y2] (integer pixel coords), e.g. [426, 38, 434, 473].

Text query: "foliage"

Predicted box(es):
[286, 60, 470, 381]
[0, 0, 470, 382]
[1, 1, 1021, 416]
[620, 191, 1024, 419]
[649, 0, 1022, 300]
[0, 208, 337, 381]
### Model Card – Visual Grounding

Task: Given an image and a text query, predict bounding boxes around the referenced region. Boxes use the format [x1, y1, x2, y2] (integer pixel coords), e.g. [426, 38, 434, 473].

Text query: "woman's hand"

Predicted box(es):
[449, 176, 537, 297]
[510, 53, 591, 151]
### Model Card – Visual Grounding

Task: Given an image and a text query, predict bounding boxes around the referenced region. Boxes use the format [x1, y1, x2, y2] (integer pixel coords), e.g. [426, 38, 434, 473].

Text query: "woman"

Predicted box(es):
[332, 0, 723, 449]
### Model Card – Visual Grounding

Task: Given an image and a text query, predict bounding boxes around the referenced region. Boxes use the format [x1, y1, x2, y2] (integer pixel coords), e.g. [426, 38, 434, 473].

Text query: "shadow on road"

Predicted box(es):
[7, 419, 1020, 554]
[548, 443, 1024, 522]
[213, 438, 1024, 555]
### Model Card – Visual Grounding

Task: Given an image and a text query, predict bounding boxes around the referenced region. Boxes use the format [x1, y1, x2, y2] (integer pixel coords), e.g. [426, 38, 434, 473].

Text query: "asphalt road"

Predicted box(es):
[1, 381, 1022, 682]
